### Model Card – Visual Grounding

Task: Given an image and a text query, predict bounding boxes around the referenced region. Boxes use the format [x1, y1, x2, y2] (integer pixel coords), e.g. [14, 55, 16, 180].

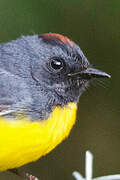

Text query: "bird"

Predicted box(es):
[0, 33, 110, 180]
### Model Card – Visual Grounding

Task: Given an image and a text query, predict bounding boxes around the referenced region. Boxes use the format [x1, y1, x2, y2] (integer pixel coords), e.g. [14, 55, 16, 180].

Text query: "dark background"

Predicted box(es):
[0, 0, 120, 179]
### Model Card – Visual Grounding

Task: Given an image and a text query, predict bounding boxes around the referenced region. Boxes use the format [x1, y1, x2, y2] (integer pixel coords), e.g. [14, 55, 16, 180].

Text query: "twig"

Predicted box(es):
[73, 151, 120, 180]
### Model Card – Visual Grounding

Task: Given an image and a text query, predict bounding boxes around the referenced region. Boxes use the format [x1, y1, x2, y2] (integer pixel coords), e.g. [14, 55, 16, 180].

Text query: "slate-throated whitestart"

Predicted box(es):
[0, 33, 110, 180]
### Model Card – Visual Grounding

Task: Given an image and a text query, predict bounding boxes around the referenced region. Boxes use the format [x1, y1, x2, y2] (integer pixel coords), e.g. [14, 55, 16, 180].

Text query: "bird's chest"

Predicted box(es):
[0, 103, 77, 171]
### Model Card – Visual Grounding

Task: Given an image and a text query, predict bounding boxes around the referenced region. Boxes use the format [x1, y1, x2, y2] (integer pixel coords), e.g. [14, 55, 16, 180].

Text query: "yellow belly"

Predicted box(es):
[0, 103, 77, 171]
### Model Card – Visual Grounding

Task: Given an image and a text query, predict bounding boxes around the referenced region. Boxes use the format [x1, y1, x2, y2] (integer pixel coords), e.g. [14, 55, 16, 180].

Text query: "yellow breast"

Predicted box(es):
[0, 103, 77, 171]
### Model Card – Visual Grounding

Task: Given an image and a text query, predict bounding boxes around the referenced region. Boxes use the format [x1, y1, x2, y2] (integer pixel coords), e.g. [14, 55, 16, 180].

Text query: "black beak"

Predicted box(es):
[68, 68, 111, 79]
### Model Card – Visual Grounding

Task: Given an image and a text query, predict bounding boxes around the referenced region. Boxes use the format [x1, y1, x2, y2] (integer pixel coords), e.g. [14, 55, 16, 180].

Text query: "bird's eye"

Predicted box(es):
[50, 58, 64, 71]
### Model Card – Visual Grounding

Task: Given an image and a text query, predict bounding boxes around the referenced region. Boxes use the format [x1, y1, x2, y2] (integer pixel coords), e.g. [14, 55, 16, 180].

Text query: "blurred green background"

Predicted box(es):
[0, 0, 120, 179]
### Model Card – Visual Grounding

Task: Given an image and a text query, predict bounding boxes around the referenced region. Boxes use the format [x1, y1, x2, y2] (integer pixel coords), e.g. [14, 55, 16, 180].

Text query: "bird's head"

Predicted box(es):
[29, 33, 110, 106]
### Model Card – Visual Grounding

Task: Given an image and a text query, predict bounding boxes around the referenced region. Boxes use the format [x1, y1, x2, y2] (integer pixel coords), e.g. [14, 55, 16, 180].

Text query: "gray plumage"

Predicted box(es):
[0, 34, 108, 120]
